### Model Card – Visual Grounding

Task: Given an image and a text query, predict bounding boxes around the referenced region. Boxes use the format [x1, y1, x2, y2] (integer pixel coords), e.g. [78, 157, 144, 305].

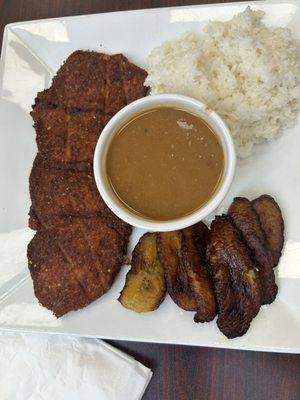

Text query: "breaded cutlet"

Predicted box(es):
[29, 203, 131, 253]
[52, 216, 125, 302]
[29, 155, 132, 247]
[28, 206, 42, 231]
[99, 215, 132, 253]
[28, 216, 126, 316]
[28, 50, 147, 316]
[29, 155, 109, 228]
[35, 51, 148, 113]
[31, 104, 111, 168]
[28, 230, 90, 317]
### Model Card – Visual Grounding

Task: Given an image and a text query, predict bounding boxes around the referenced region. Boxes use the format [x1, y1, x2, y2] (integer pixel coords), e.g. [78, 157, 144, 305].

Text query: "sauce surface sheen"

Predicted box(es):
[106, 107, 224, 220]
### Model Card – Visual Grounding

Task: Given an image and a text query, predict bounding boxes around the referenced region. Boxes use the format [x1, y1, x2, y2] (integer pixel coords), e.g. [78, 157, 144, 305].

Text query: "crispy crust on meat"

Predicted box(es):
[28, 231, 89, 317]
[29, 156, 109, 228]
[31, 104, 110, 167]
[51, 216, 124, 301]
[28, 216, 125, 316]
[28, 206, 42, 231]
[29, 155, 132, 249]
[27, 50, 147, 316]
[35, 51, 147, 112]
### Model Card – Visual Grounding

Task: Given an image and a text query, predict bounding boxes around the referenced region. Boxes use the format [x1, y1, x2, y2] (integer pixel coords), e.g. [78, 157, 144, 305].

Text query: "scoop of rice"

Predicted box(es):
[145, 7, 300, 157]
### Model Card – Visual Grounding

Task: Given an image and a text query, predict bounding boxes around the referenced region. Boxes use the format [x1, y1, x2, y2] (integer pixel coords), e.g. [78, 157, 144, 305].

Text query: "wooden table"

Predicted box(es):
[0, 1, 299, 399]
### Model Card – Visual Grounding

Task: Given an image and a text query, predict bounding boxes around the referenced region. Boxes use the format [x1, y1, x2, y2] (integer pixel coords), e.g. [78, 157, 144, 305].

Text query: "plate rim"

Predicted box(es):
[0, 0, 299, 353]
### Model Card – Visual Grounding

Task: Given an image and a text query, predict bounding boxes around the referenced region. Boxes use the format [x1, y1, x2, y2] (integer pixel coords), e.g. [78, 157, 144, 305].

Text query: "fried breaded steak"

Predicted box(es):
[252, 195, 284, 267]
[29, 155, 109, 227]
[228, 197, 277, 305]
[30, 51, 148, 169]
[35, 51, 148, 112]
[28, 206, 42, 231]
[28, 230, 89, 318]
[207, 216, 261, 338]
[28, 50, 147, 316]
[28, 216, 125, 317]
[29, 155, 131, 249]
[51, 216, 125, 301]
[31, 104, 110, 168]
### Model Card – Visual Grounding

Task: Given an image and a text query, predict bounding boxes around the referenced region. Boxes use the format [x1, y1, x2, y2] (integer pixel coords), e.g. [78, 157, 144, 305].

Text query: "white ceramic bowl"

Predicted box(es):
[93, 94, 236, 231]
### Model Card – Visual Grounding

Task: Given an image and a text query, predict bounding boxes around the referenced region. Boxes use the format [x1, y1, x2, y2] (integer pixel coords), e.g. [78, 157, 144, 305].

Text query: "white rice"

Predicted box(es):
[145, 7, 300, 157]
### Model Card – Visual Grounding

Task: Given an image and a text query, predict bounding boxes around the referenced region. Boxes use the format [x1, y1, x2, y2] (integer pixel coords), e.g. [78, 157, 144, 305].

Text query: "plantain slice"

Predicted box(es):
[158, 230, 198, 311]
[191, 221, 210, 258]
[228, 197, 277, 305]
[207, 215, 261, 338]
[158, 222, 216, 321]
[208, 258, 248, 338]
[119, 233, 166, 313]
[252, 195, 284, 267]
[181, 226, 216, 322]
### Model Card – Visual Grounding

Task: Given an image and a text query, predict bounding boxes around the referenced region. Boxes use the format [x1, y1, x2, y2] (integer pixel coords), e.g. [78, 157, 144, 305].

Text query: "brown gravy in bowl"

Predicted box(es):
[106, 107, 224, 220]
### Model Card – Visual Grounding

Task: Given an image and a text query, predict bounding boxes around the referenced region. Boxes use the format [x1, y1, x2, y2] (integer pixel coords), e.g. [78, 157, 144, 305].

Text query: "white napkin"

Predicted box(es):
[0, 332, 152, 400]
[0, 228, 152, 400]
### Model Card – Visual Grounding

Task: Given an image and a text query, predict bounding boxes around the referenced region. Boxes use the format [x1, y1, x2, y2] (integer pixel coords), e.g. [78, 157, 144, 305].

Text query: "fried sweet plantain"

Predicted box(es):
[158, 222, 216, 321]
[207, 216, 261, 338]
[191, 221, 210, 258]
[158, 230, 199, 311]
[181, 226, 216, 322]
[252, 195, 284, 267]
[208, 257, 247, 338]
[228, 197, 277, 304]
[119, 233, 166, 313]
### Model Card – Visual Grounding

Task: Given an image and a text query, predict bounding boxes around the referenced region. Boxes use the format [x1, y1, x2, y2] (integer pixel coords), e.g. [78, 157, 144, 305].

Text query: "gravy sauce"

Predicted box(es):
[106, 107, 224, 220]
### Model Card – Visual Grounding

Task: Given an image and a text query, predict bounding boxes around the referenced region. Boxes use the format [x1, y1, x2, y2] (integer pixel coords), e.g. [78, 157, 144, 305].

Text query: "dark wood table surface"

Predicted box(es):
[0, 1, 299, 399]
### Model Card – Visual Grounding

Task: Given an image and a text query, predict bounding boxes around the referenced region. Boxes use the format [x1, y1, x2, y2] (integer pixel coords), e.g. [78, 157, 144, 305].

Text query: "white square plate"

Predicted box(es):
[0, 0, 299, 353]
